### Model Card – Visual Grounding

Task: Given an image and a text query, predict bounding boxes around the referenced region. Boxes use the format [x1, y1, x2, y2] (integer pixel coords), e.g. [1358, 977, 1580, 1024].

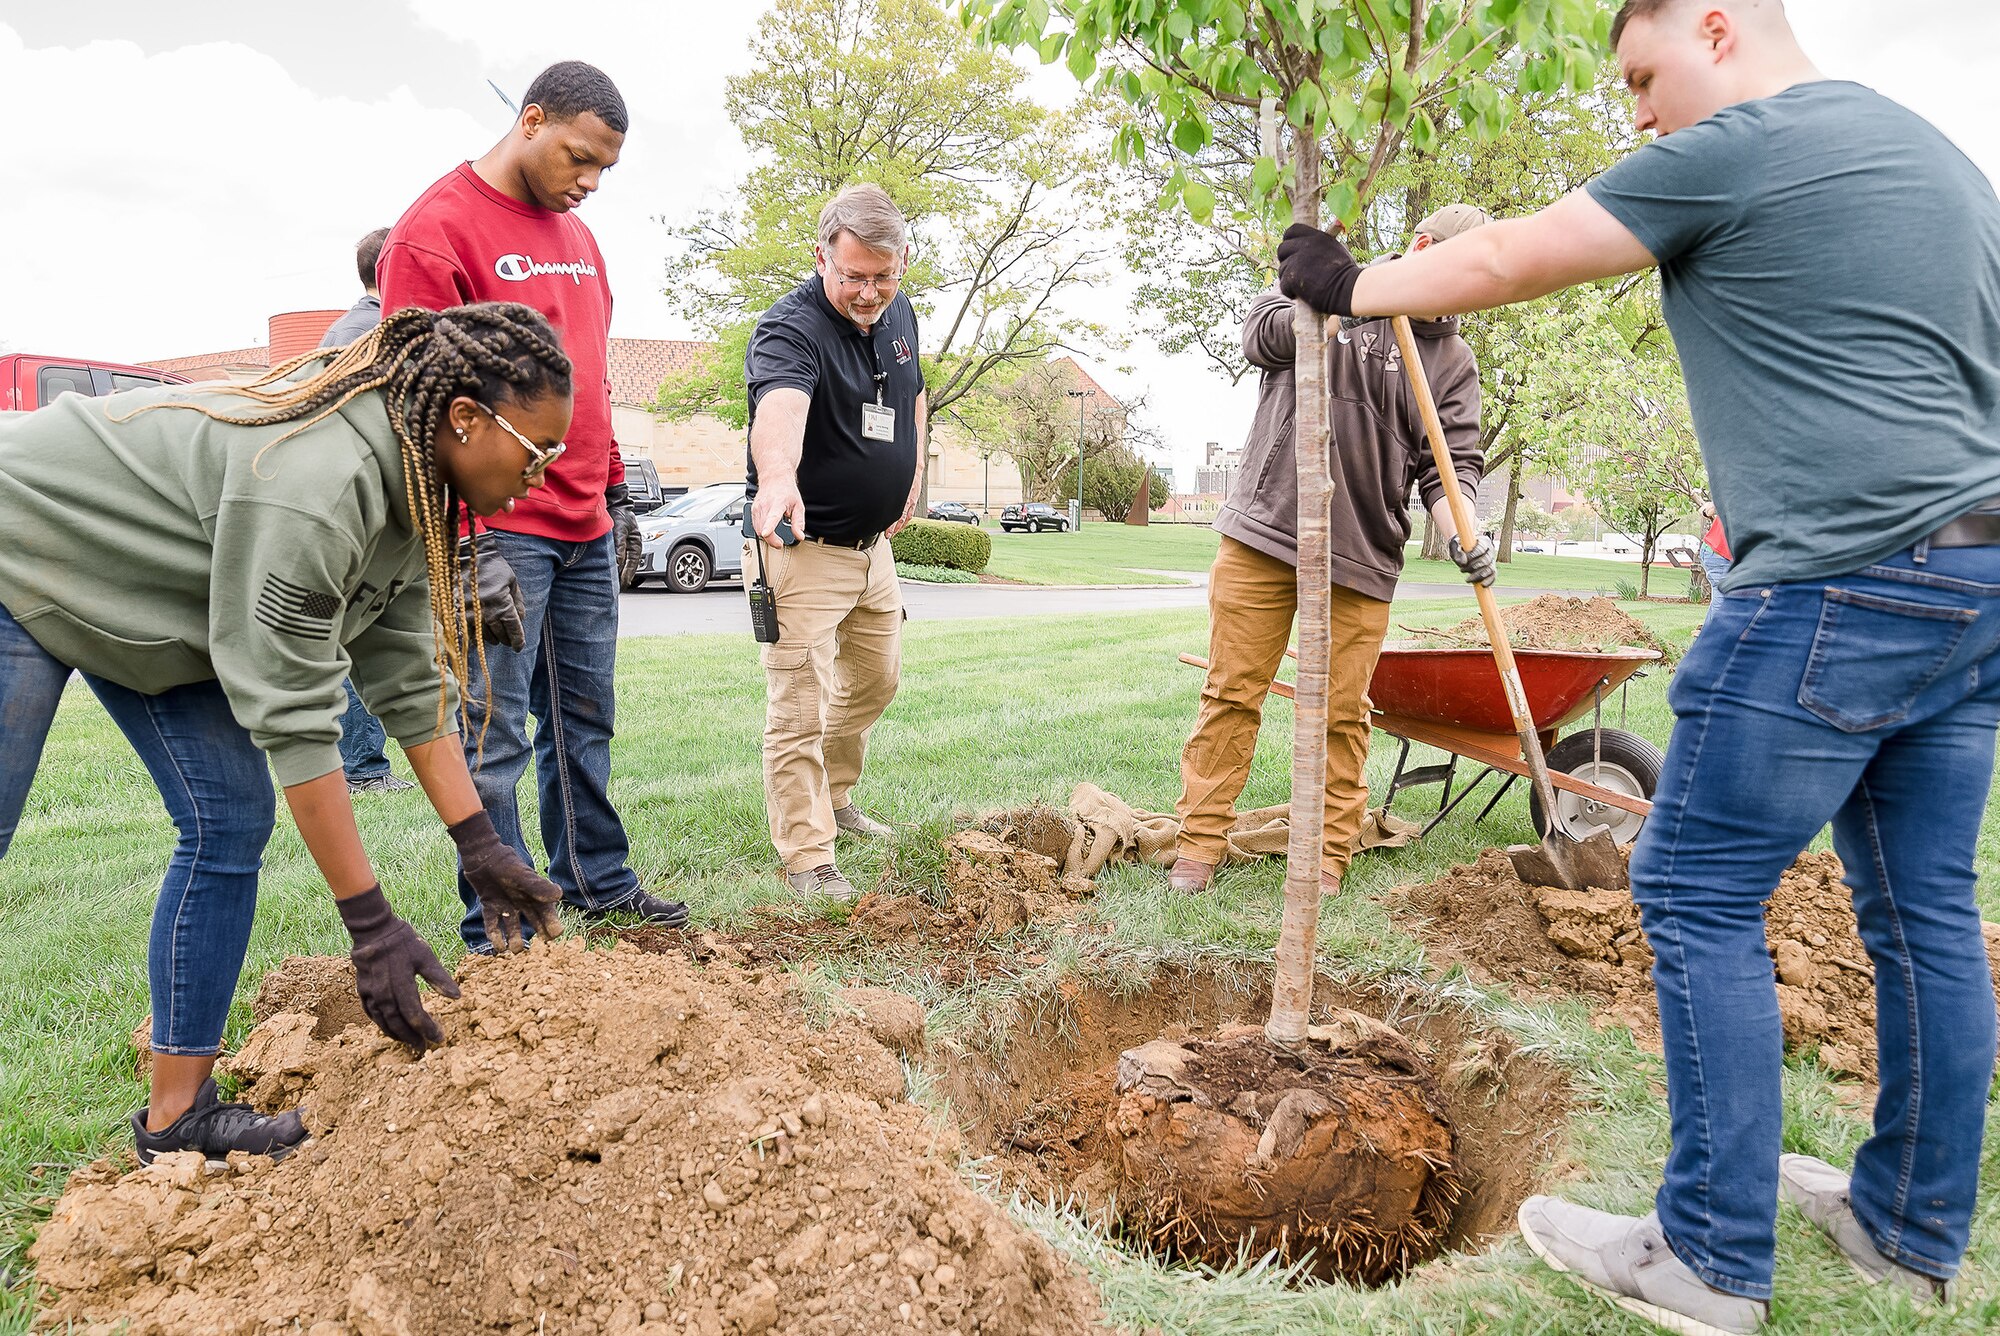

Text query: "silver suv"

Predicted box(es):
[634, 483, 748, 593]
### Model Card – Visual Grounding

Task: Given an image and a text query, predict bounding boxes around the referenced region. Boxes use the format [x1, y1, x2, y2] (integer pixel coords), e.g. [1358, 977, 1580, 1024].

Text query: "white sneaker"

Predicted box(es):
[1518, 1197, 1766, 1336]
[1778, 1154, 1952, 1305]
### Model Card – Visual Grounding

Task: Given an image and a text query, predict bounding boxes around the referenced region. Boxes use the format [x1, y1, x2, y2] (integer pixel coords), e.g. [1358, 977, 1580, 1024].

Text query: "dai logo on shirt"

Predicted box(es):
[891, 337, 913, 365]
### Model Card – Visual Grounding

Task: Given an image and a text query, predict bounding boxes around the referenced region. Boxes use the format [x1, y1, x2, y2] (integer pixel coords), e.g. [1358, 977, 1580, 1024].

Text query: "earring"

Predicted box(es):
[456, 426, 468, 442]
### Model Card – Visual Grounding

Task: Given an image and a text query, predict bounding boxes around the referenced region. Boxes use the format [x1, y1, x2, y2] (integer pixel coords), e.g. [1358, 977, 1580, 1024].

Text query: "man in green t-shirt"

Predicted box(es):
[1277, 1, 2000, 1331]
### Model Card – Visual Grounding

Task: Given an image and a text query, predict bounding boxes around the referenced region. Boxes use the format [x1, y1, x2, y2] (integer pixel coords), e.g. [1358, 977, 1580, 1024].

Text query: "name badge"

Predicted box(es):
[861, 402, 896, 442]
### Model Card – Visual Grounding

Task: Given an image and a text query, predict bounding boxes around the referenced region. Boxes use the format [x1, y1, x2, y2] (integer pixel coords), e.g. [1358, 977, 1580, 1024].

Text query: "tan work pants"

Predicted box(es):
[1176, 535, 1392, 877]
[748, 537, 903, 872]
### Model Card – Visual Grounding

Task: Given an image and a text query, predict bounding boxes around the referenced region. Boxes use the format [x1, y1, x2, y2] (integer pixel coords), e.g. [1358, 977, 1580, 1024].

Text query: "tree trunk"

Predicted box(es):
[1496, 453, 1524, 562]
[1419, 510, 1449, 562]
[1639, 535, 1654, 597]
[1267, 134, 1333, 1045]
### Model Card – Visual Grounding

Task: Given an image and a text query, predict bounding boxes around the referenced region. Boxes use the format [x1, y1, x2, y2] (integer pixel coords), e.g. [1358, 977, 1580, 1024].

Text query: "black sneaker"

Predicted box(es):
[582, 889, 690, 929]
[131, 1078, 308, 1167]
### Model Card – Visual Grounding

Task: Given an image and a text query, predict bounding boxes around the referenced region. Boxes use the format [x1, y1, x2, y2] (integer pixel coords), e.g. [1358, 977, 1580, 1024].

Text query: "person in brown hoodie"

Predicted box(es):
[1170, 204, 1495, 895]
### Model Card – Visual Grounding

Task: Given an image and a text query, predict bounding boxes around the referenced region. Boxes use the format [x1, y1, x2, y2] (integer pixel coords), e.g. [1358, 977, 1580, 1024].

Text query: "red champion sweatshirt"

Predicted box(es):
[379, 163, 622, 542]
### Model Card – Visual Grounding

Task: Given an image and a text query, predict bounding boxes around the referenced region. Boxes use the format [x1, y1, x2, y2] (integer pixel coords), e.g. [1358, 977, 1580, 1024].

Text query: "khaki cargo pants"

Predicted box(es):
[1175, 535, 1392, 879]
[748, 537, 902, 872]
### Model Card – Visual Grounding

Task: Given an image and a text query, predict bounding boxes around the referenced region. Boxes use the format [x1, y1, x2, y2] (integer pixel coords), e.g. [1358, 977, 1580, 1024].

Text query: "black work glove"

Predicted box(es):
[1276, 223, 1363, 317]
[338, 884, 461, 1052]
[448, 810, 564, 954]
[607, 483, 644, 589]
[459, 534, 527, 652]
[1450, 533, 1498, 587]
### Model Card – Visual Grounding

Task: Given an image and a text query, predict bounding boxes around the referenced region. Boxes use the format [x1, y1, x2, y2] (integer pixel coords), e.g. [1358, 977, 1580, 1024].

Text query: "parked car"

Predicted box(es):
[999, 502, 1070, 533]
[1518, 544, 1546, 553]
[1, 353, 185, 411]
[619, 452, 667, 515]
[632, 482, 748, 593]
[926, 500, 979, 525]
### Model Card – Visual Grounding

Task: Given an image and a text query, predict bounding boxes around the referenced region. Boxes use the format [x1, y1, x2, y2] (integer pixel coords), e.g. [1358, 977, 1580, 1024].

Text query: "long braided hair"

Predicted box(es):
[116, 302, 572, 746]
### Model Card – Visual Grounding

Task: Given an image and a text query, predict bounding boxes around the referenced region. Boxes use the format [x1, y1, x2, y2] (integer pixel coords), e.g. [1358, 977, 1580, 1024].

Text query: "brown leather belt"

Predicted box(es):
[1928, 502, 2000, 549]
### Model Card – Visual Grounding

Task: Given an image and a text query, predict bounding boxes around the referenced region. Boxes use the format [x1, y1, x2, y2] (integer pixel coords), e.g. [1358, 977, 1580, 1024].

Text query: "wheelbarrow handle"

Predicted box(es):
[1389, 315, 1565, 826]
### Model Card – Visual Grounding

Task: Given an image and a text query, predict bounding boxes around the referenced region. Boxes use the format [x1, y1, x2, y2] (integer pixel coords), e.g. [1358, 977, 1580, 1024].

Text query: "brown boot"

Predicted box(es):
[1167, 856, 1216, 893]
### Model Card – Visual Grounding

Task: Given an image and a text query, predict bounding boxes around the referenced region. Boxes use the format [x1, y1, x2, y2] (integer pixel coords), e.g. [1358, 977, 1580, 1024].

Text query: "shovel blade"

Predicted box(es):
[1508, 830, 1629, 893]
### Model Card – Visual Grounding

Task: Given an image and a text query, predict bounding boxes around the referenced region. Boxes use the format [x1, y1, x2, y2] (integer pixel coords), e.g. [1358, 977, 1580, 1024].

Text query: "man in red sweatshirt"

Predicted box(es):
[380, 60, 683, 949]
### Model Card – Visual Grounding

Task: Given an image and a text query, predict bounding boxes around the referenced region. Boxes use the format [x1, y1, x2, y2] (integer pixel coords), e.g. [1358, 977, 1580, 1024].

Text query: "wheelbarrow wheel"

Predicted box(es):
[1530, 728, 1663, 846]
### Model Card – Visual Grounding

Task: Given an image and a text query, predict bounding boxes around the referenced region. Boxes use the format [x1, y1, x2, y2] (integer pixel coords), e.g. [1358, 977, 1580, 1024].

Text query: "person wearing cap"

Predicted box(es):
[1168, 204, 1496, 897]
[1275, 1, 2000, 1330]
[744, 184, 925, 901]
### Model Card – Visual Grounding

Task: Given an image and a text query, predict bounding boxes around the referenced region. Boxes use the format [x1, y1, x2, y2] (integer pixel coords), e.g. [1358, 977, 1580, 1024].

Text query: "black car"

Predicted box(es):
[1000, 502, 1070, 533]
[926, 500, 980, 524]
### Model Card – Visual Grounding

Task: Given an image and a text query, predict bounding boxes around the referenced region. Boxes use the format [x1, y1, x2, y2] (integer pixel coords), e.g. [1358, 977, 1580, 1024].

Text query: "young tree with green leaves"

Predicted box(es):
[964, 0, 1609, 1041]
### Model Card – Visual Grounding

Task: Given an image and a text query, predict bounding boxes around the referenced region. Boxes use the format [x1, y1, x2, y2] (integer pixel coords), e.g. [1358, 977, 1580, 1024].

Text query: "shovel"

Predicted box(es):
[1388, 316, 1628, 893]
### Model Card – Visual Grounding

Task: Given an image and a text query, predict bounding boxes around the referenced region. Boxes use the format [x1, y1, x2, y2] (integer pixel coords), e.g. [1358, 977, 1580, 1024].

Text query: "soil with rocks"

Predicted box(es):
[34, 940, 1101, 1336]
[1395, 848, 2000, 1078]
[1422, 594, 1675, 660]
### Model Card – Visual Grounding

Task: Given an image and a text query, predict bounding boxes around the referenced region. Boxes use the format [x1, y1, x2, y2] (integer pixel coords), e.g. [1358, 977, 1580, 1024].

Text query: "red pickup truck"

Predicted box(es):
[0, 354, 187, 412]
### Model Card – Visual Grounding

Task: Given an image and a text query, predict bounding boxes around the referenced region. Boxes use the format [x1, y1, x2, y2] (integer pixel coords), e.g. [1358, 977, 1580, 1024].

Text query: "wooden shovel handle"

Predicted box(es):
[1388, 315, 1565, 822]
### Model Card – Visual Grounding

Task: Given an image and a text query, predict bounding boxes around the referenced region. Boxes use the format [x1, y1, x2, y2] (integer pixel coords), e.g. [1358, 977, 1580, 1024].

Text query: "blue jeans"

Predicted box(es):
[0, 600, 275, 1056]
[455, 530, 636, 951]
[1635, 544, 2000, 1299]
[338, 678, 393, 781]
[1699, 547, 1731, 614]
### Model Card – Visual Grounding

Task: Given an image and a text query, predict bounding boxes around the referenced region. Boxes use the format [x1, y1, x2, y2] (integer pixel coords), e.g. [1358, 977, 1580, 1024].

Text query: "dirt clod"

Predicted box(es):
[836, 987, 928, 1057]
[1397, 849, 2000, 1077]
[252, 955, 367, 1038]
[32, 940, 1100, 1336]
[1106, 1018, 1460, 1285]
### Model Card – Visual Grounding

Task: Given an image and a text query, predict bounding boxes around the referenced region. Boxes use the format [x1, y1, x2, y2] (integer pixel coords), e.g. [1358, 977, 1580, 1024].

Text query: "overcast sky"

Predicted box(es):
[1, 1, 1993, 484]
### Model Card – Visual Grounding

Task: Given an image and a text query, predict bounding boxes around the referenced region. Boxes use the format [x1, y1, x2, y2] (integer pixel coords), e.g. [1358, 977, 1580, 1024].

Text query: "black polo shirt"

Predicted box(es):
[744, 276, 924, 544]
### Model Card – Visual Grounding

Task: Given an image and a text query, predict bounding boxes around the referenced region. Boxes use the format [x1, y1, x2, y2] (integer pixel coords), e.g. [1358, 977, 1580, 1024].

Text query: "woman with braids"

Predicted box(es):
[0, 301, 575, 1165]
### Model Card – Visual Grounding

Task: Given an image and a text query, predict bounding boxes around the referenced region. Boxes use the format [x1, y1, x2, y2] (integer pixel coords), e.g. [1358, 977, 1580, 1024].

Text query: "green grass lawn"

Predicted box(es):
[4, 601, 1998, 1333]
[980, 520, 1680, 595]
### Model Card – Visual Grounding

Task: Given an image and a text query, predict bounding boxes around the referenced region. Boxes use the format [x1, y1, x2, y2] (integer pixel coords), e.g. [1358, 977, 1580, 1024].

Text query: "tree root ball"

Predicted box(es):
[1106, 1016, 1462, 1285]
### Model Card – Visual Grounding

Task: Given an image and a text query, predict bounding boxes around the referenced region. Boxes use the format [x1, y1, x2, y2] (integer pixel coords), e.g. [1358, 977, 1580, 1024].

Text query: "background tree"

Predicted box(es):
[655, 0, 1120, 479]
[1056, 441, 1172, 519]
[963, 360, 1131, 502]
[965, 0, 1610, 1042]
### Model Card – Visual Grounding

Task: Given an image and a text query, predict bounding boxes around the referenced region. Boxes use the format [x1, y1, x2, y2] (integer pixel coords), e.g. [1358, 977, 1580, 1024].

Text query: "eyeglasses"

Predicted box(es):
[480, 403, 566, 485]
[820, 250, 904, 295]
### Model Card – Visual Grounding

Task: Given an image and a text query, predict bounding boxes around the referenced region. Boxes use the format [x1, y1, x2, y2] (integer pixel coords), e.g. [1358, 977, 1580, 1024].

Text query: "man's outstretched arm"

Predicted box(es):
[1282, 189, 1658, 320]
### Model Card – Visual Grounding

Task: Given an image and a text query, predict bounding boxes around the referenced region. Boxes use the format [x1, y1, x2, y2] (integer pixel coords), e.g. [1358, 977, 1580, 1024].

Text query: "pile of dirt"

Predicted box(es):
[851, 829, 1097, 948]
[1427, 595, 1674, 660]
[1107, 1019, 1460, 1286]
[1395, 849, 2000, 1077]
[32, 940, 1101, 1336]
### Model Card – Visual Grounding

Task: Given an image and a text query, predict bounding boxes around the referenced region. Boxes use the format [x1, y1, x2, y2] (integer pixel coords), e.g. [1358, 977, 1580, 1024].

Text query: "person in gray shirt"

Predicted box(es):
[322, 227, 412, 794]
[1278, 1, 2000, 1331]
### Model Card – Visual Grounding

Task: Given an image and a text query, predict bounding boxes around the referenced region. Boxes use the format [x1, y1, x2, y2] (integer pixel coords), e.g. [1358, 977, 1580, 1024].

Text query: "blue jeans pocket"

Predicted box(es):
[1798, 588, 1976, 732]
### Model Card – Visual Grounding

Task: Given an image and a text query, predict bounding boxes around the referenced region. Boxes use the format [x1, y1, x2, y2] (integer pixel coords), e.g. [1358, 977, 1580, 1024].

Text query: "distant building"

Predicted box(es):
[1194, 439, 1242, 495]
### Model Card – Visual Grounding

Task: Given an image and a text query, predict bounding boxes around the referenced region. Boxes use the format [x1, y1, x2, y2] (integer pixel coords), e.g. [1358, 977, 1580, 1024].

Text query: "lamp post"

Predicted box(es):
[1065, 387, 1087, 534]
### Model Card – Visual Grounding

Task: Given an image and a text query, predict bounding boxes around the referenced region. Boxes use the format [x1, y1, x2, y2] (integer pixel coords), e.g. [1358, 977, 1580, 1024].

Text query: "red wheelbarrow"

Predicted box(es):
[1177, 642, 1664, 844]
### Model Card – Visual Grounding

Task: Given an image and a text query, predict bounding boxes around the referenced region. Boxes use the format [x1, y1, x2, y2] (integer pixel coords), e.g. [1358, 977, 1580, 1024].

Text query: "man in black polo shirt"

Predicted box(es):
[744, 183, 924, 900]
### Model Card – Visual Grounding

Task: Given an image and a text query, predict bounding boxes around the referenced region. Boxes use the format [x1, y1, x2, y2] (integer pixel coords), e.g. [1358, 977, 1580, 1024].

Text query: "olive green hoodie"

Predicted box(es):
[0, 378, 458, 786]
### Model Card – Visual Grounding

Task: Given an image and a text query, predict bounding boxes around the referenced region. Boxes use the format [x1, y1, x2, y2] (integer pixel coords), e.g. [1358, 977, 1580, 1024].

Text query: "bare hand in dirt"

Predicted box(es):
[751, 478, 806, 547]
[336, 884, 461, 1051]
[447, 810, 564, 953]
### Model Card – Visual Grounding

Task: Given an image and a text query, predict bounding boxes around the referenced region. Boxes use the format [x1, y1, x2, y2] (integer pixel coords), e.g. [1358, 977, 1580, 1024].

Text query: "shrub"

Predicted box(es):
[890, 519, 991, 572]
[895, 561, 977, 584]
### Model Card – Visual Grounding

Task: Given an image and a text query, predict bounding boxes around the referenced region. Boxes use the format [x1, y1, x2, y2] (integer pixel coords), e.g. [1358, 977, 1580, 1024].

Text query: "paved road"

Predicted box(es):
[617, 572, 1561, 637]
